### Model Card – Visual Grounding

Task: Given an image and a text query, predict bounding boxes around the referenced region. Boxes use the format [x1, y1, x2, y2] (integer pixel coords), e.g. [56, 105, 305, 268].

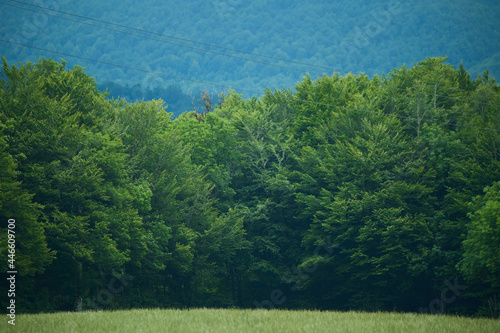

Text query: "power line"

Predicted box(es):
[6, 0, 346, 73]
[0, 39, 261, 94]
[3, 0, 496, 100]
[1, 39, 498, 133]
[0, 0, 329, 76]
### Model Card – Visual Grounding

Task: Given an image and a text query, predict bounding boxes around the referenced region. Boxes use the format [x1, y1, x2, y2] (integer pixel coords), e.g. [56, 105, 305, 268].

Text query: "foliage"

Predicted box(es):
[1, 56, 499, 317]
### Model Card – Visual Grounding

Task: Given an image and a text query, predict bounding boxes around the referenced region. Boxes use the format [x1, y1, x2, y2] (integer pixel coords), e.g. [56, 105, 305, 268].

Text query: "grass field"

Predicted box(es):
[11, 308, 500, 332]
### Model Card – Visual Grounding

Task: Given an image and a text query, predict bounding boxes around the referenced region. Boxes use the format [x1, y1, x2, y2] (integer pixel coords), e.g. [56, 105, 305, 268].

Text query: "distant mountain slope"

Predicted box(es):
[1, 0, 499, 99]
[471, 52, 500, 79]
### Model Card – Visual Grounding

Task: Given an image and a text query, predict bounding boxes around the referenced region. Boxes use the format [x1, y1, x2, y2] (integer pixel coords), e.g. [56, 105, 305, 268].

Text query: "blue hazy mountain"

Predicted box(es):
[1, 0, 499, 115]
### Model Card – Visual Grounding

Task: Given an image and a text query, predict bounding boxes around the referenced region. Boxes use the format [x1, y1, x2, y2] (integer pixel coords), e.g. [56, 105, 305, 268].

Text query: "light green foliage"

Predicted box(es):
[172, 109, 240, 210]
[110, 98, 220, 307]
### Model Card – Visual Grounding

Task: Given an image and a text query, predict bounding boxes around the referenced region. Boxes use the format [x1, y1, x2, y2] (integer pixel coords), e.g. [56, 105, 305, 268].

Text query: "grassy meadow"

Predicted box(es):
[11, 308, 500, 333]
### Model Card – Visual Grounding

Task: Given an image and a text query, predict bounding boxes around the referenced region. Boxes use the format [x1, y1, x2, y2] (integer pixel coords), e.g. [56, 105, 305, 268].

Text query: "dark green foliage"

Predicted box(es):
[0, 122, 55, 277]
[459, 181, 500, 318]
[1, 57, 499, 317]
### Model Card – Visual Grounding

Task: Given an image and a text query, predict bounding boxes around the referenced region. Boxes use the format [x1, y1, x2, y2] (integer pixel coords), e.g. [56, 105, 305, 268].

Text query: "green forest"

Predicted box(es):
[1, 56, 499, 318]
[1, 0, 500, 116]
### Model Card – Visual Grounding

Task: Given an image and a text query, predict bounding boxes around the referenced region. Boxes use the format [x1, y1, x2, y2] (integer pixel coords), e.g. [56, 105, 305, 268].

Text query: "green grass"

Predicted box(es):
[10, 308, 500, 333]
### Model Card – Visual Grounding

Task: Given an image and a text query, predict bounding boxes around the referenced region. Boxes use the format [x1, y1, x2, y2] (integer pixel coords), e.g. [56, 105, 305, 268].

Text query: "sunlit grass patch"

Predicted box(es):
[14, 308, 500, 333]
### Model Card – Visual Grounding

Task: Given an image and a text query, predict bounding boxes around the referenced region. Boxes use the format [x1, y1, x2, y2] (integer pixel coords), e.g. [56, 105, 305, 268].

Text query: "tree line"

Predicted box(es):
[0, 56, 499, 317]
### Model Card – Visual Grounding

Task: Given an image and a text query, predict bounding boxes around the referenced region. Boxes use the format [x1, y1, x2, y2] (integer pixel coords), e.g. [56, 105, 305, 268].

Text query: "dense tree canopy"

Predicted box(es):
[0, 56, 499, 317]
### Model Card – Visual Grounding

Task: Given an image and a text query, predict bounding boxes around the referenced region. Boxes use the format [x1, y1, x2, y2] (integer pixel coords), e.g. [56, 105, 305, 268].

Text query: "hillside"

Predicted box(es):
[0, 0, 499, 116]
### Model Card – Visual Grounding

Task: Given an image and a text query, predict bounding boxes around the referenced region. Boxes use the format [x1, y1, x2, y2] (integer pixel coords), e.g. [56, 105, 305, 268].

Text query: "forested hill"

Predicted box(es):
[1, 0, 499, 116]
[1, 56, 499, 316]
